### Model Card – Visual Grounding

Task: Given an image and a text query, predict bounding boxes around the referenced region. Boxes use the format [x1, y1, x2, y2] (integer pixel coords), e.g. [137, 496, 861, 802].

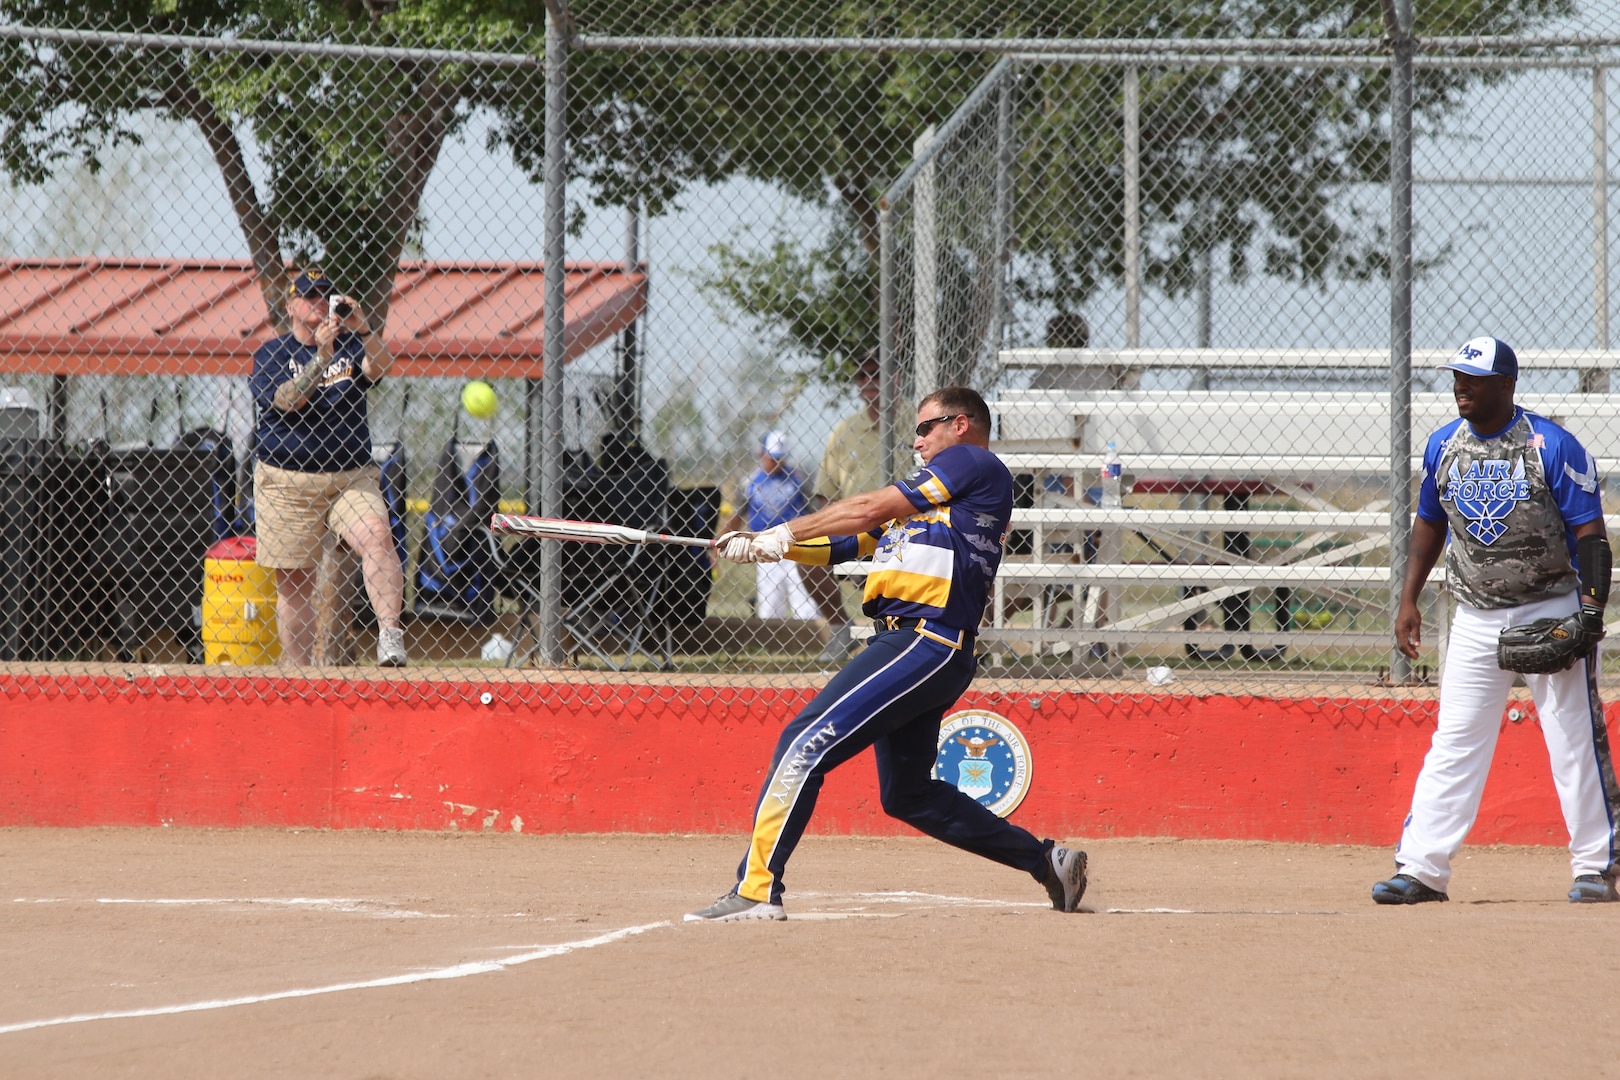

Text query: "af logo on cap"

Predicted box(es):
[933, 709, 1033, 818]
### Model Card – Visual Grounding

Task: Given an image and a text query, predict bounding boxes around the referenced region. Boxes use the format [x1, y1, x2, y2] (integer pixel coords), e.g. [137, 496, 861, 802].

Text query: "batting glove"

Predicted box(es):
[715, 530, 757, 563]
[748, 523, 795, 563]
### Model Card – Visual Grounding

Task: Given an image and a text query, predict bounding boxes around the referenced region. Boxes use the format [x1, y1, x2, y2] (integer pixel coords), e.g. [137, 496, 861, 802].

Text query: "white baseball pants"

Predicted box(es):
[1394, 592, 1620, 891]
[755, 561, 819, 620]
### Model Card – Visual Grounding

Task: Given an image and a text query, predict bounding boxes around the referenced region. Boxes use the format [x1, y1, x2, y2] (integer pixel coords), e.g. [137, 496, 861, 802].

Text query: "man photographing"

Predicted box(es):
[687, 385, 1087, 922]
[249, 268, 407, 667]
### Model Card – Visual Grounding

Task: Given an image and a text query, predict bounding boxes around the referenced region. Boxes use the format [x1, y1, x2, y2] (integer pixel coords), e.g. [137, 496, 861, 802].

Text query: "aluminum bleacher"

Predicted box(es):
[847, 349, 1620, 666]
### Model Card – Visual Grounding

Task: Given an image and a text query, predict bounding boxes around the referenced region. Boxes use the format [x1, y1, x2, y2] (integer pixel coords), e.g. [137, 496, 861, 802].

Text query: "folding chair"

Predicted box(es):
[558, 459, 677, 670]
[499, 438, 685, 671]
[413, 438, 499, 624]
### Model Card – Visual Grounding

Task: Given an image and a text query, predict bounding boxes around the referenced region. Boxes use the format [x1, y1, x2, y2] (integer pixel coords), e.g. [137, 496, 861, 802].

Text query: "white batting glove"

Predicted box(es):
[715, 530, 757, 563]
[748, 523, 796, 563]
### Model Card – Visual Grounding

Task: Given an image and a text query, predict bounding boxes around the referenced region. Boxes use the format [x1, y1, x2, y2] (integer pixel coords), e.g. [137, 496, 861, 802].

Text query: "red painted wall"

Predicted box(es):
[0, 675, 1592, 845]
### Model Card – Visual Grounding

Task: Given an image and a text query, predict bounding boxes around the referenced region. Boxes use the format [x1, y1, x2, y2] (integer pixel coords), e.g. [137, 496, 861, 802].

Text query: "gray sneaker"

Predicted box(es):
[1042, 845, 1089, 913]
[377, 627, 408, 667]
[684, 891, 786, 922]
[1570, 874, 1620, 903]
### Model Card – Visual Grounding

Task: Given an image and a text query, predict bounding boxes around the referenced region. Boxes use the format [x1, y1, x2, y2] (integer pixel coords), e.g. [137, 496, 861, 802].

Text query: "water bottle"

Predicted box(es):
[1100, 440, 1123, 509]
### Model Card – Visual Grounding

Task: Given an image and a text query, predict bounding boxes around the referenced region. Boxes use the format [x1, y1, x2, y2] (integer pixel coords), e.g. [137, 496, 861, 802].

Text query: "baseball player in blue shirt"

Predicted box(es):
[721, 430, 820, 620]
[687, 386, 1088, 921]
[1376, 336, 1620, 904]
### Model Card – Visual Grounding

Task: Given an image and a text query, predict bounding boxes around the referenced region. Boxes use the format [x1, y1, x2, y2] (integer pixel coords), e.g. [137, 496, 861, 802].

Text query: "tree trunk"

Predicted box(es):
[370, 66, 458, 325]
[169, 83, 288, 333]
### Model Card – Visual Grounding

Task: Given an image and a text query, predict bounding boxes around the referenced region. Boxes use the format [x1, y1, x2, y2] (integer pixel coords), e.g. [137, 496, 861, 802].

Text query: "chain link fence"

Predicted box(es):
[0, 3, 1617, 710]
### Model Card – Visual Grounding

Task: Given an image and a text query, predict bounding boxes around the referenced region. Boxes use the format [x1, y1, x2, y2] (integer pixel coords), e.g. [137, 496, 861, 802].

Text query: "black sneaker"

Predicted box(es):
[1042, 845, 1088, 912]
[1371, 873, 1448, 905]
[1569, 874, 1619, 903]
[684, 891, 786, 922]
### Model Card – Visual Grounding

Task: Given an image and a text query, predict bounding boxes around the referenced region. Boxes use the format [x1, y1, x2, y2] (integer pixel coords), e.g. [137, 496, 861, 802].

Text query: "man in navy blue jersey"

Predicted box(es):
[249, 269, 406, 667]
[688, 386, 1088, 922]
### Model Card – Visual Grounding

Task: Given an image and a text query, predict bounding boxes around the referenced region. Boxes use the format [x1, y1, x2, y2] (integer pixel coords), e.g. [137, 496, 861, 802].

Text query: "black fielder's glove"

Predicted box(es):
[1496, 607, 1607, 674]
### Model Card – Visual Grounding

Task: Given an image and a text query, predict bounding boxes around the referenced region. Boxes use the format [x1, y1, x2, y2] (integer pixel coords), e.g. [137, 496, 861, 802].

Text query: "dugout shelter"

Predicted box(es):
[0, 258, 647, 662]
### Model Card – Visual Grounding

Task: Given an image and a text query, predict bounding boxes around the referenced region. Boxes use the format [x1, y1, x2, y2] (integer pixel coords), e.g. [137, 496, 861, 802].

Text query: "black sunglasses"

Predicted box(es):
[914, 414, 960, 437]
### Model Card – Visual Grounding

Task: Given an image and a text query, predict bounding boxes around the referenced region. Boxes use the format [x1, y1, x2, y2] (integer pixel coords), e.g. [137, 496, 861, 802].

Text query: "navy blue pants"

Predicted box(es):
[734, 623, 1049, 904]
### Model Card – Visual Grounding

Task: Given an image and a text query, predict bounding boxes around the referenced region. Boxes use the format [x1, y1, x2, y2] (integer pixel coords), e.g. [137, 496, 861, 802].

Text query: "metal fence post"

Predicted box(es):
[1389, 0, 1415, 685]
[1595, 65, 1611, 373]
[539, 1, 569, 665]
[989, 64, 1015, 383]
[912, 126, 938, 395]
[879, 203, 897, 481]
[613, 198, 642, 435]
[1123, 66, 1141, 349]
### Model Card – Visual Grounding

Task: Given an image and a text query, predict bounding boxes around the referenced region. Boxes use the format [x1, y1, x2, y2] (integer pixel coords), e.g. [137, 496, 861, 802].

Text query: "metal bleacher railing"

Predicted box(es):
[863, 348, 1620, 679]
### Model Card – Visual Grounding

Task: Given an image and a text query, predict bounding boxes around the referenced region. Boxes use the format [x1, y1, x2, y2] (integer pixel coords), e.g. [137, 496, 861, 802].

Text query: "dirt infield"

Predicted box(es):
[3, 829, 1616, 1079]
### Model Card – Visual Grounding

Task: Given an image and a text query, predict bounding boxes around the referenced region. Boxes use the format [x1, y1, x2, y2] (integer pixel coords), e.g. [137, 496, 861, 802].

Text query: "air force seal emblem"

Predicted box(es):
[933, 709, 1033, 818]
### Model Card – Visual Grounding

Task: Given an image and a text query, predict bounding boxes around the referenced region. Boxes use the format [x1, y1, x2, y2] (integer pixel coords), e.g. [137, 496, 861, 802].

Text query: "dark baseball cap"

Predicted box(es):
[1438, 336, 1517, 379]
[291, 268, 336, 297]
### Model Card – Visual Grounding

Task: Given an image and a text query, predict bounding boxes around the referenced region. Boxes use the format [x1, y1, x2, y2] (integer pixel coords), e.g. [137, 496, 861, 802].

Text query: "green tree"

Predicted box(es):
[558, 0, 1570, 376]
[0, 0, 1572, 353]
[0, 0, 548, 328]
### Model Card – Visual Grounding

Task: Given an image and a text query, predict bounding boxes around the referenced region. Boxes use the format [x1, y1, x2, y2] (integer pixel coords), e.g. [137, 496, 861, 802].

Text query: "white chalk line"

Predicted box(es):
[764, 919, 907, 926]
[1104, 907, 1345, 916]
[104, 897, 451, 919]
[795, 889, 1049, 911]
[14, 897, 468, 919]
[0, 921, 669, 1036]
[792, 892, 1342, 918]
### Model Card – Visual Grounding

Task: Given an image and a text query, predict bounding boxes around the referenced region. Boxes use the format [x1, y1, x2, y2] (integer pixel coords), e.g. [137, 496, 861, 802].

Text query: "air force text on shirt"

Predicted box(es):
[1444, 459, 1530, 505]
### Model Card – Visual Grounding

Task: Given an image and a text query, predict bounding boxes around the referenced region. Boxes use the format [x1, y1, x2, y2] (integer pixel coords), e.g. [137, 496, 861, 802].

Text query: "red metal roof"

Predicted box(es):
[0, 258, 645, 378]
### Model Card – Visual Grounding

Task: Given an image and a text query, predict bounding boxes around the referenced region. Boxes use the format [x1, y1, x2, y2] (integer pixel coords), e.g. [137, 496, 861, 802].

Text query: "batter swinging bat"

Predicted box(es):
[489, 513, 715, 549]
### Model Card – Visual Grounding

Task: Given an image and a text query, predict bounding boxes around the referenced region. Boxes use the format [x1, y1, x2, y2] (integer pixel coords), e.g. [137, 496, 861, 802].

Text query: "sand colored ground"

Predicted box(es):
[2, 828, 1615, 1079]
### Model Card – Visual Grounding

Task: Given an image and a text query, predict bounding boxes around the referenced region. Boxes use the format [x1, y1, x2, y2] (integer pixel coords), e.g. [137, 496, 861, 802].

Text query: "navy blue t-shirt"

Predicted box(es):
[250, 331, 377, 473]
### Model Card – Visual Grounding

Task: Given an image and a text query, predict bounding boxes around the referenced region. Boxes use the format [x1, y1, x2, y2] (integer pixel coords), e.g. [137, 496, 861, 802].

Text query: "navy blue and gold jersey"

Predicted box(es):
[790, 443, 1013, 632]
[250, 330, 377, 473]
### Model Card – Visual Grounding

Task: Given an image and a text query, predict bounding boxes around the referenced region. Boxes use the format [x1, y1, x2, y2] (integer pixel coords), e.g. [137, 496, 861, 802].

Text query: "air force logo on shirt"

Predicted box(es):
[1444, 457, 1529, 545]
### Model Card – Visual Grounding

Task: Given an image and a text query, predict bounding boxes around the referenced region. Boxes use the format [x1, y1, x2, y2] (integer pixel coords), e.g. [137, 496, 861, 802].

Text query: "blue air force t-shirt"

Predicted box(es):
[250, 331, 377, 473]
[1416, 406, 1602, 609]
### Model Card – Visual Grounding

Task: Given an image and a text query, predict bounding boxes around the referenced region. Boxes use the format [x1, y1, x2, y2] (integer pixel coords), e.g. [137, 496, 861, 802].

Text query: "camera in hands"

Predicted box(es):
[329, 296, 354, 319]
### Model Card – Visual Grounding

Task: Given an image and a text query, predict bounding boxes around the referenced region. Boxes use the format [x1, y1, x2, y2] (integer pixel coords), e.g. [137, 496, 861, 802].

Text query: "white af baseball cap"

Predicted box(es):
[760, 430, 790, 459]
[1438, 336, 1518, 379]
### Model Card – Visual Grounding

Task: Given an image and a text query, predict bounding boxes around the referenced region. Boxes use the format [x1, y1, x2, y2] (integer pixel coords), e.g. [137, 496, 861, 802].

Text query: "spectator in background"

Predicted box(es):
[1030, 312, 1106, 392]
[722, 430, 820, 620]
[1028, 312, 1095, 513]
[805, 348, 913, 660]
[249, 268, 407, 667]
